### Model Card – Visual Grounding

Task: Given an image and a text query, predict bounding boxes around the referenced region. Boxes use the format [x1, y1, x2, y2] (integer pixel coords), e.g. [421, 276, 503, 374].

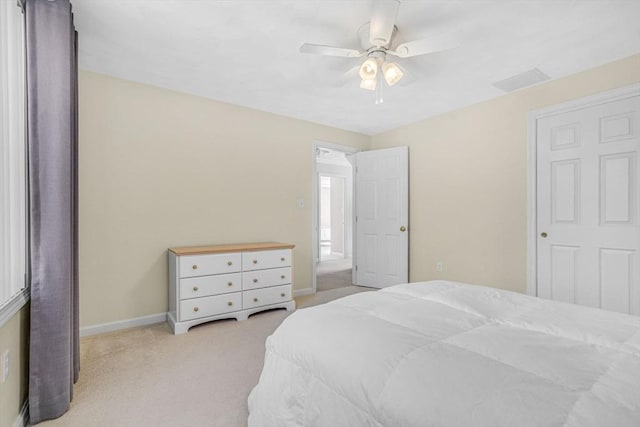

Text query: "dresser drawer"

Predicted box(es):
[179, 273, 241, 300]
[242, 267, 291, 291]
[179, 292, 242, 321]
[242, 249, 291, 271]
[243, 285, 292, 310]
[179, 253, 241, 278]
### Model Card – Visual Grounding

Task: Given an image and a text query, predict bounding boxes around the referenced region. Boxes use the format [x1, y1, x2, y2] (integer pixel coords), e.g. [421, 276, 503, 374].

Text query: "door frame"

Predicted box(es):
[311, 141, 360, 294]
[526, 83, 640, 297]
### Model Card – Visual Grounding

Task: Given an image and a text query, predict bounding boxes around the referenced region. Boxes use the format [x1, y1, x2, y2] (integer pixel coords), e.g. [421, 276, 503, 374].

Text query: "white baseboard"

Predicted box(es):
[294, 287, 315, 297]
[80, 312, 167, 337]
[13, 399, 28, 427]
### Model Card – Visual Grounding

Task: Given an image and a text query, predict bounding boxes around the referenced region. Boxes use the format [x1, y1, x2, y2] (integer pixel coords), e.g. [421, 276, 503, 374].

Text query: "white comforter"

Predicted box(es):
[248, 281, 640, 426]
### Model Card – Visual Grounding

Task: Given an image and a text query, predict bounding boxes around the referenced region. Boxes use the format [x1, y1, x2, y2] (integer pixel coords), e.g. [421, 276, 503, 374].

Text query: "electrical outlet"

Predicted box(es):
[436, 262, 443, 273]
[1, 350, 8, 383]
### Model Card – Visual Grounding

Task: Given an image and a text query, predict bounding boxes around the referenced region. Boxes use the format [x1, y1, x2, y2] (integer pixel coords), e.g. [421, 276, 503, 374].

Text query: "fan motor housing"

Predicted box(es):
[358, 22, 397, 50]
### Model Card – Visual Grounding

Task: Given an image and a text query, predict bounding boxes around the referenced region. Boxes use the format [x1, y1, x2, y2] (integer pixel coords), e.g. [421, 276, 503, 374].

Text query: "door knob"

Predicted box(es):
[540, 232, 548, 238]
[400, 226, 406, 232]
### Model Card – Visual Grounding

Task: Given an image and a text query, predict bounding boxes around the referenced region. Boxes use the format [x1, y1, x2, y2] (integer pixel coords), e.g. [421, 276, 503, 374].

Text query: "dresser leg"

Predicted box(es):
[168, 312, 186, 334]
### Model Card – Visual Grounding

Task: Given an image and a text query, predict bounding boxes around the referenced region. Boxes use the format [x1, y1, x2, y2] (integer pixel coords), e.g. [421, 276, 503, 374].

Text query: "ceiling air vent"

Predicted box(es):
[492, 68, 550, 93]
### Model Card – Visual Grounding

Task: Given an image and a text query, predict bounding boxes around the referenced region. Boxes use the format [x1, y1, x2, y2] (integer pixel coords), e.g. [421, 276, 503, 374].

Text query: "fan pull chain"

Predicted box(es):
[375, 71, 384, 105]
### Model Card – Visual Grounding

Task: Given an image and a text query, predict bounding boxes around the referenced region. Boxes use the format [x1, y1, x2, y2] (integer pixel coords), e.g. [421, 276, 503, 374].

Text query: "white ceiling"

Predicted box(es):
[73, 0, 640, 135]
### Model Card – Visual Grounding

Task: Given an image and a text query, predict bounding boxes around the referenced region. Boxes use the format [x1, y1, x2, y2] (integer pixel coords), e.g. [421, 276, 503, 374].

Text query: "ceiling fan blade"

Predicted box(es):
[300, 43, 364, 58]
[369, 0, 400, 46]
[333, 64, 362, 88]
[395, 63, 420, 87]
[388, 37, 459, 58]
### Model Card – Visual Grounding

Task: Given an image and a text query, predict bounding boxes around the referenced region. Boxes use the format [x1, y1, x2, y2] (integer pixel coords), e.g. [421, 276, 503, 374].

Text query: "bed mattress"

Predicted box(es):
[248, 280, 640, 426]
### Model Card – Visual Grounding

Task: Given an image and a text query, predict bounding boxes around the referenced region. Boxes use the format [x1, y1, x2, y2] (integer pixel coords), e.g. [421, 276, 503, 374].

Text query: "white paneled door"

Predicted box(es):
[536, 95, 640, 314]
[355, 147, 408, 288]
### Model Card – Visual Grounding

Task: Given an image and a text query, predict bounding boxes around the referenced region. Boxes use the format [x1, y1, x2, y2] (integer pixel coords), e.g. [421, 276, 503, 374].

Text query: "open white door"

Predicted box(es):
[354, 146, 408, 288]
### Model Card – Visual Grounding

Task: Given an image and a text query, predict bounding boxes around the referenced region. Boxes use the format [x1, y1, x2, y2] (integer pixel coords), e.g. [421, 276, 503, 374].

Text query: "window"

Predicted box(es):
[0, 0, 27, 322]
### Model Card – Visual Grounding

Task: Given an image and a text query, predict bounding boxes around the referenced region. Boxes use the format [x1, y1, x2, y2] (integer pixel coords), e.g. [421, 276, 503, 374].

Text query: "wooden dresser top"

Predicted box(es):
[168, 242, 295, 256]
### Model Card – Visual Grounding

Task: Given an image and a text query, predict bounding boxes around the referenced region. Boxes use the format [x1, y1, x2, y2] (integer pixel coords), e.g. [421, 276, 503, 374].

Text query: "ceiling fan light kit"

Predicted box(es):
[360, 78, 376, 91]
[358, 56, 403, 94]
[359, 57, 379, 81]
[300, 0, 457, 101]
[382, 61, 403, 86]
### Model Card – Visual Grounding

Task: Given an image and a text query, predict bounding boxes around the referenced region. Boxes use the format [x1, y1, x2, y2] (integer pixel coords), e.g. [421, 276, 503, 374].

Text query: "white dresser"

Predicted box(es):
[168, 242, 296, 334]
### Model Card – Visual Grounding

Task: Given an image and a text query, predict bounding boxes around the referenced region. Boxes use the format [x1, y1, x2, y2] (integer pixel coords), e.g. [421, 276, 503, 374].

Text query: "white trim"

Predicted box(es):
[526, 108, 538, 296]
[0, 287, 28, 329]
[12, 399, 28, 427]
[1, 0, 27, 314]
[80, 312, 167, 337]
[311, 141, 360, 295]
[526, 83, 640, 297]
[293, 287, 314, 297]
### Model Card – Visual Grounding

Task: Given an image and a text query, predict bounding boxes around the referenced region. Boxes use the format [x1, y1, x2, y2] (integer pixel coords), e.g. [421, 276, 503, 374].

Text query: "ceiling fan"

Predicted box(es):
[300, 0, 456, 100]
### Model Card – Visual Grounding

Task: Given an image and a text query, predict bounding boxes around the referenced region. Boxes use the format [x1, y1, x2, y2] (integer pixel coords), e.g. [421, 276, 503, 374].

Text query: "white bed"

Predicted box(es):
[248, 280, 640, 426]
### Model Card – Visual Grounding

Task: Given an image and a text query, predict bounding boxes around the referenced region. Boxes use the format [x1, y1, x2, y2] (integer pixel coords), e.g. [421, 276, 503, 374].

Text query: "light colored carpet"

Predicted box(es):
[38, 286, 373, 427]
[316, 258, 352, 292]
[316, 258, 351, 275]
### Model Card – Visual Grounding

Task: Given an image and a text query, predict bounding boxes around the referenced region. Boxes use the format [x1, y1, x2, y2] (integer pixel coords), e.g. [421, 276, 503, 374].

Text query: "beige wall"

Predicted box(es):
[372, 54, 640, 293]
[79, 54, 639, 327]
[0, 306, 29, 427]
[79, 71, 370, 327]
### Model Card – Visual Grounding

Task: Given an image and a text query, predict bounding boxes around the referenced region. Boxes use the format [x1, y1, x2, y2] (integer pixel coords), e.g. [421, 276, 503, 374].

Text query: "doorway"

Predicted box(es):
[310, 142, 410, 295]
[313, 143, 356, 293]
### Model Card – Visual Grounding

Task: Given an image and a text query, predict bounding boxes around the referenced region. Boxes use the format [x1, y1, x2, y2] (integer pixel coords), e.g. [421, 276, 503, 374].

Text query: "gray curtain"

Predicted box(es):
[25, 0, 79, 423]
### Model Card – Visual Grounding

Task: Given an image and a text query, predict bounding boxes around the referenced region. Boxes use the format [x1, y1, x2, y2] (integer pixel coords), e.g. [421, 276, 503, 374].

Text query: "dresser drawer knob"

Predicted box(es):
[253, 297, 258, 302]
[227, 261, 233, 266]
[192, 265, 198, 270]
[281, 257, 285, 262]
[193, 286, 198, 292]
[281, 275, 285, 279]
[253, 260, 258, 264]
[227, 282, 233, 287]
[228, 301, 233, 306]
[253, 278, 258, 283]
[193, 307, 199, 312]
[281, 293, 285, 297]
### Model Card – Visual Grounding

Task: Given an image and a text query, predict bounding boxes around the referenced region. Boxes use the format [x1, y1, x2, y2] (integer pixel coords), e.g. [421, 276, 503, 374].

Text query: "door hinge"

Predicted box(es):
[356, 216, 358, 222]
[355, 265, 358, 271]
